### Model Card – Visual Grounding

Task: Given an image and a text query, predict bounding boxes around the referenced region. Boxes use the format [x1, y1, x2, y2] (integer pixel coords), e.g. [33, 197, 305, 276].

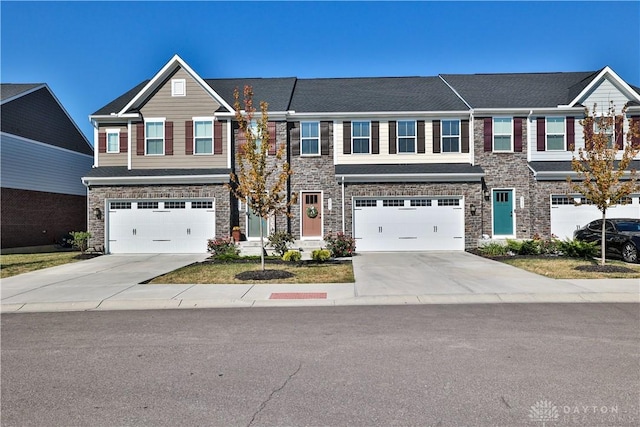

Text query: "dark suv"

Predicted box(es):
[574, 218, 640, 263]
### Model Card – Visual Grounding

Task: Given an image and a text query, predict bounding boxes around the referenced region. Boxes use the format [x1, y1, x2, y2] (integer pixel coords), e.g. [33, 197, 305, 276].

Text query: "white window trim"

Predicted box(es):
[491, 188, 517, 238]
[493, 117, 513, 152]
[545, 117, 566, 151]
[351, 121, 371, 154]
[299, 190, 324, 240]
[300, 121, 321, 156]
[171, 78, 186, 97]
[105, 128, 120, 154]
[193, 116, 215, 155]
[396, 120, 417, 154]
[145, 118, 165, 156]
[441, 119, 461, 154]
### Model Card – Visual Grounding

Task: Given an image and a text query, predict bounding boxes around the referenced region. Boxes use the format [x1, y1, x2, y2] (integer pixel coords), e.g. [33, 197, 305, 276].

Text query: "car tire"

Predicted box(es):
[621, 242, 638, 263]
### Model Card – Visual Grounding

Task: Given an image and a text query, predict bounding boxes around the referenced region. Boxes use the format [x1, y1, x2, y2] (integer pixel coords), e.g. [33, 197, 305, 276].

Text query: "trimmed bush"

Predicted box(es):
[324, 232, 356, 257]
[268, 231, 295, 257]
[282, 250, 301, 262]
[505, 239, 523, 254]
[558, 238, 598, 259]
[312, 249, 331, 262]
[478, 242, 508, 257]
[207, 237, 240, 258]
[519, 239, 540, 255]
[68, 231, 91, 253]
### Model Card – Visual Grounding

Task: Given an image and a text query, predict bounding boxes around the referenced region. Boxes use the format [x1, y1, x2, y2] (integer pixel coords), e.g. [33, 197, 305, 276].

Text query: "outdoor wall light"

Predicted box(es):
[470, 203, 477, 216]
[483, 189, 490, 201]
[93, 207, 102, 220]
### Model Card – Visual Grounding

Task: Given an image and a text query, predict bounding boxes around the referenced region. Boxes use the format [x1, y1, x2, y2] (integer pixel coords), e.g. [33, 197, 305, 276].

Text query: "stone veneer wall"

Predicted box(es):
[529, 179, 577, 238]
[474, 119, 533, 239]
[344, 182, 483, 250]
[289, 122, 342, 238]
[87, 184, 229, 251]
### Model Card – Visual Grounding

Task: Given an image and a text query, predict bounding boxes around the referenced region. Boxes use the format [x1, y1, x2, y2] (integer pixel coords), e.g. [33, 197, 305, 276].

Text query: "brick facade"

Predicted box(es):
[1, 188, 87, 248]
[87, 184, 230, 251]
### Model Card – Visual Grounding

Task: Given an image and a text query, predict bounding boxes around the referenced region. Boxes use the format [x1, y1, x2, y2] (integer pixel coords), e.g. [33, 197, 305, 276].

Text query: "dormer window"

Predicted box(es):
[171, 79, 186, 97]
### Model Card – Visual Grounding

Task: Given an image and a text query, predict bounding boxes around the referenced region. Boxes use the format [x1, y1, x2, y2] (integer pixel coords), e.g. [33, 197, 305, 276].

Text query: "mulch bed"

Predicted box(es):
[74, 253, 102, 260]
[574, 264, 635, 273]
[235, 269, 295, 281]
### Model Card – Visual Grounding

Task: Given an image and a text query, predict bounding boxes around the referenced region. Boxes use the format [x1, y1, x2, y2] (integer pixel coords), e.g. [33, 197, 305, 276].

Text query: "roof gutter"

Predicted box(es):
[335, 172, 484, 183]
[82, 174, 230, 187]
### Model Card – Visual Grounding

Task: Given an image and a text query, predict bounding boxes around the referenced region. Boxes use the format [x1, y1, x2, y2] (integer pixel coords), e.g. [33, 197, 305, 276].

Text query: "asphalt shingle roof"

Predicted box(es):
[335, 163, 484, 175]
[83, 166, 231, 178]
[205, 78, 297, 112]
[289, 77, 469, 112]
[0, 83, 43, 102]
[529, 160, 640, 173]
[92, 80, 150, 115]
[440, 71, 599, 109]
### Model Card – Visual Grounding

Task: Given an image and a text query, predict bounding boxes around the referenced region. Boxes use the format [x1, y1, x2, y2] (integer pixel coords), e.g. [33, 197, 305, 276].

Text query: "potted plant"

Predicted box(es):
[231, 226, 241, 242]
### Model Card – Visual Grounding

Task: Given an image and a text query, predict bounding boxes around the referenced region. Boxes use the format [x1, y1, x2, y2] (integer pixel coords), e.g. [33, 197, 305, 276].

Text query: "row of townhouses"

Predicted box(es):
[82, 55, 640, 254]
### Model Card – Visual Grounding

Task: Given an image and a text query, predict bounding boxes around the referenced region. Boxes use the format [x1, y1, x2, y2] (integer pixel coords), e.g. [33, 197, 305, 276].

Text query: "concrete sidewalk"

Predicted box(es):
[1, 252, 638, 313]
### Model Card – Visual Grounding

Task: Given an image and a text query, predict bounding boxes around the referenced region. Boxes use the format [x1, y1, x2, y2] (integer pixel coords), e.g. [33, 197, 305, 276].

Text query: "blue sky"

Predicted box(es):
[2, 1, 639, 143]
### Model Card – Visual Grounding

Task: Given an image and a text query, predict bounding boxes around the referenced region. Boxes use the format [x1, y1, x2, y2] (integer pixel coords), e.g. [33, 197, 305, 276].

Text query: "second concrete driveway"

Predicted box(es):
[352, 251, 614, 296]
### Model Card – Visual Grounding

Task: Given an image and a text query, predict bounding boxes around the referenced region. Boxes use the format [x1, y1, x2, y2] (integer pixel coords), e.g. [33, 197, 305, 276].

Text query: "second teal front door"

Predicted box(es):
[493, 189, 514, 236]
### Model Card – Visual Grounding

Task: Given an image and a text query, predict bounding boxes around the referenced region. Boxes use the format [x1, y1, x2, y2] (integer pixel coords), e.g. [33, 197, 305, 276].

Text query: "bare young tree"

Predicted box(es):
[568, 102, 640, 265]
[227, 85, 295, 271]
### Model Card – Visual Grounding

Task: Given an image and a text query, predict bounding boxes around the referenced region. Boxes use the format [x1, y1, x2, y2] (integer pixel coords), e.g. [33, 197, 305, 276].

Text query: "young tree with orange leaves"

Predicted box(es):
[568, 102, 640, 265]
[227, 86, 295, 271]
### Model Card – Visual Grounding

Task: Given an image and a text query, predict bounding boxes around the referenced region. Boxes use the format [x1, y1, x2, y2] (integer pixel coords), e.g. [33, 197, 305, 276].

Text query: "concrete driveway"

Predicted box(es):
[1, 254, 208, 305]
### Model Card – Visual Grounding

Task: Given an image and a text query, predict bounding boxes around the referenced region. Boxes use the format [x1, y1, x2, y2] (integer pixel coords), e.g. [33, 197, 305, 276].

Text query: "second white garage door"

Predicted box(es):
[550, 195, 640, 240]
[107, 200, 215, 253]
[353, 197, 465, 252]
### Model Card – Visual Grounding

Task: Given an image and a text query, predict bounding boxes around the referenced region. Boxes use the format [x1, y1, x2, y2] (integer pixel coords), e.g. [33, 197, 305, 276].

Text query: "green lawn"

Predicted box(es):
[0, 252, 82, 279]
[501, 257, 640, 279]
[149, 260, 355, 284]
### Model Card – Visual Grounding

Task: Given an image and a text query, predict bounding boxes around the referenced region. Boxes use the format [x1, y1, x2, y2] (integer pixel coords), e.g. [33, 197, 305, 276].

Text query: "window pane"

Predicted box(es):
[301, 139, 319, 155]
[547, 135, 564, 150]
[398, 121, 415, 137]
[147, 139, 163, 155]
[442, 120, 459, 136]
[107, 133, 118, 152]
[398, 137, 415, 153]
[443, 137, 459, 152]
[195, 121, 212, 137]
[146, 122, 162, 138]
[353, 138, 369, 153]
[302, 122, 319, 138]
[494, 135, 511, 151]
[547, 117, 564, 134]
[195, 138, 212, 154]
[494, 118, 511, 134]
[352, 122, 369, 137]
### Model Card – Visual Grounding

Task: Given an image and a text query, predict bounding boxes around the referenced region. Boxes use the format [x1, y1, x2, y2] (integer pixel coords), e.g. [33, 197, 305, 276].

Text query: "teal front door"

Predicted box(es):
[493, 190, 514, 236]
[247, 208, 267, 239]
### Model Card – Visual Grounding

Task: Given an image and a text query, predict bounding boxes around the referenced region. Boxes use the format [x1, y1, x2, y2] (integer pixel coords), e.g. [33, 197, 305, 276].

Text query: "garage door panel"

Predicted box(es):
[107, 200, 215, 253]
[353, 197, 464, 252]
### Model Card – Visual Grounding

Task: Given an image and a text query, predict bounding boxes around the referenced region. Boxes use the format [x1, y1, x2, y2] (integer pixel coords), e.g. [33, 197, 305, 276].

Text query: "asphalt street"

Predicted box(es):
[2, 304, 639, 426]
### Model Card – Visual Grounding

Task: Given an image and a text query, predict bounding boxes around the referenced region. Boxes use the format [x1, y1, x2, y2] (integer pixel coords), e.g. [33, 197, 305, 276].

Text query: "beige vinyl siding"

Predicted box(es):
[134, 67, 227, 169]
[97, 124, 128, 167]
[335, 120, 471, 165]
[582, 77, 630, 113]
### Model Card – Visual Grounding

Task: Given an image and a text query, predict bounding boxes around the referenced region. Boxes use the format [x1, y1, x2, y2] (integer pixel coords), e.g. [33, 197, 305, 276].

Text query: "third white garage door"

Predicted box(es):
[107, 200, 215, 253]
[353, 197, 464, 251]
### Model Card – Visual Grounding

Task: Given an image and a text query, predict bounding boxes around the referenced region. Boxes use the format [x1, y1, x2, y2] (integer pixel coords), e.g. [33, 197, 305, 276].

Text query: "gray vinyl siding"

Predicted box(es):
[134, 67, 227, 169]
[1, 133, 93, 196]
[97, 124, 128, 167]
[582, 77, 630, 112]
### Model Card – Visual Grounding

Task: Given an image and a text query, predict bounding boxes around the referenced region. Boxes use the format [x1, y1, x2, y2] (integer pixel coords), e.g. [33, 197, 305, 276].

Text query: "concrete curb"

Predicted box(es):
[2, 292, 637, 313]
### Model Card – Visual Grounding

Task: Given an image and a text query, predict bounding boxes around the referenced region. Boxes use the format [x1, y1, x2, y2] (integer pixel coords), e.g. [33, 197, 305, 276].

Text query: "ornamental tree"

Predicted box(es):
[226, 85, 295, 271]
[568, 102, 640, 265]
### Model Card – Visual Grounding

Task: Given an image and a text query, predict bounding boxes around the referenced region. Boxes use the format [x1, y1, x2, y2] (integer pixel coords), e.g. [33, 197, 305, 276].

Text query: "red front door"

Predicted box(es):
[302, 192, 322, 237]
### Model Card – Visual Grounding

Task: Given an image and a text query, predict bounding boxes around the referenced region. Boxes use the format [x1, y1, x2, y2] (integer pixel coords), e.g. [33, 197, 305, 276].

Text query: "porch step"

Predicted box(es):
[237, 239, 325, 260]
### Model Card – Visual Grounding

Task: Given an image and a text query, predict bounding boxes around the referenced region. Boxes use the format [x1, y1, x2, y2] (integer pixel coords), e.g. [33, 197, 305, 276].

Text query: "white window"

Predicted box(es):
[145, 120, 164, 155]
[442, 120, 460, 153]
[193, 118, 213, 154]
[171, 79, 186, 97]
[546, 117, 565, 151]
[106, 129, 119, 153]
[493, 118, 512, 151]
[397, 120, 416, 153]
[352, 121, 370, 154]
[301, 122, 320, 155]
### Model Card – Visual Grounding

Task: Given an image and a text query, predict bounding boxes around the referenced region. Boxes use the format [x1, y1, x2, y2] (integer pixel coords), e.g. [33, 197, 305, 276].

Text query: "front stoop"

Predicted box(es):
[237, 239, 325, 259]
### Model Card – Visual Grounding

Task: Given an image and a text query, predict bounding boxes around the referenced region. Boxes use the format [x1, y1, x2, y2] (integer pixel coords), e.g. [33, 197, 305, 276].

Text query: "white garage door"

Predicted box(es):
[550, 195, 640, 240]
[353, 197, 464, 252]
[107, 200, 215, 253]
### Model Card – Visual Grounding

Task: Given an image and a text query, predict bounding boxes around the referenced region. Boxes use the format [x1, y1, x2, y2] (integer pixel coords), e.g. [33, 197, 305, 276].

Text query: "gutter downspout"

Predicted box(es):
[527, 110, 533, 163]
[127, 120, 132, 170]
[91, 119, 99, 167]
[341, 176, 345, 233]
